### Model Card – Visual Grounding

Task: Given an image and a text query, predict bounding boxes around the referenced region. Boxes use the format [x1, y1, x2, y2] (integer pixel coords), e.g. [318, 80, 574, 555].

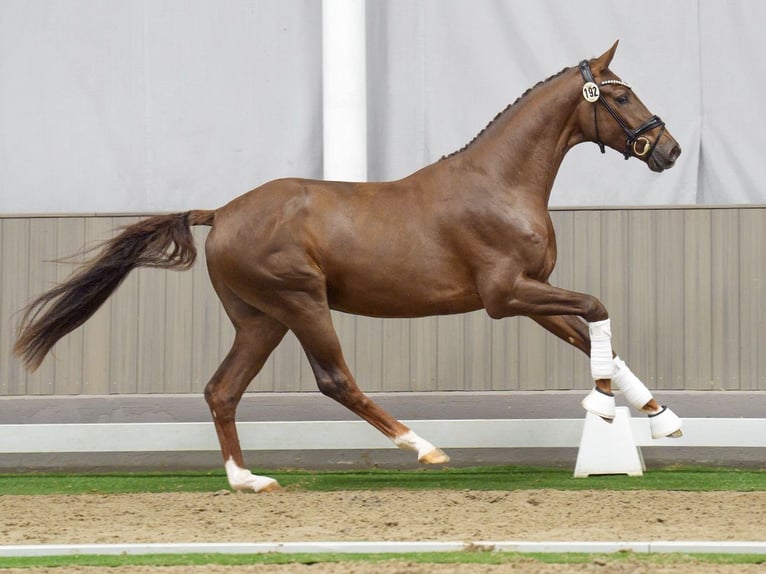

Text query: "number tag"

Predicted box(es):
[582, 82, 600, 103]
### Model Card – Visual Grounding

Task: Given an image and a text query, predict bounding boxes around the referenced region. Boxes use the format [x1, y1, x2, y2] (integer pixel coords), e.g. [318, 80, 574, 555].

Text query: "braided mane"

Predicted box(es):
[441, 66, 572, 160]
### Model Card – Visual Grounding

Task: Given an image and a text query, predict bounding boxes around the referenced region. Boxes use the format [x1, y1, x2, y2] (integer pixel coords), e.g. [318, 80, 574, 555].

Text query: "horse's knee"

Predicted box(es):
[584, 297, 609, 323]
[205, 382, 238, 420]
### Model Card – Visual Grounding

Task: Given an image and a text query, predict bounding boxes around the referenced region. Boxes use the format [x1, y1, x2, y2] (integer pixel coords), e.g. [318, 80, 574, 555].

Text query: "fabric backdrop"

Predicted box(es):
[1, 0, 763, 213]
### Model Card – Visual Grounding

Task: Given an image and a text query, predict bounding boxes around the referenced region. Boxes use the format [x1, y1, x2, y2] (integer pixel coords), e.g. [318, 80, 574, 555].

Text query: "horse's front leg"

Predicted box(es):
[481, 275, 682, 438]
[483, 274, 615, 400]
[531, 314, 682, 438]
[525, 314, 618, 419]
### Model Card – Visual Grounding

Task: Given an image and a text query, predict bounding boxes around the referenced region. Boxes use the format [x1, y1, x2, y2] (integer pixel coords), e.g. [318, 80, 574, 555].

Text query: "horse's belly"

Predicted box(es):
[325, 265, 483, 318]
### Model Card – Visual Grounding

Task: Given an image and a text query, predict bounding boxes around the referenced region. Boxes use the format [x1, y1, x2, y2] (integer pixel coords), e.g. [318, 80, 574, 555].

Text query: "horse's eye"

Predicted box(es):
[615, 94, 630, 105]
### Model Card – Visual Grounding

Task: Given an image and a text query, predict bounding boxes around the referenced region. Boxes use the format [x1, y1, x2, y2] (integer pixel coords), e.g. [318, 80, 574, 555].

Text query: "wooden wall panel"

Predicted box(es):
[1, 218, 31, 395]
[738, 210, 766, 390]
[410, 316, 438, 392]
[654, 210, 686, 390]
[710, 210, 741, 390]
[25, 218, 57, 395]
[109, 216, 141, 394]
[1, 207, 765, 396]
[682, 209, 712, 390]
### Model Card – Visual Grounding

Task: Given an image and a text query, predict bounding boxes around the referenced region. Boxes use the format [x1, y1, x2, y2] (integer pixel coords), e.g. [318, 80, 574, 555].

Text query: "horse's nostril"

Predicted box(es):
[669, 144, 681, 162]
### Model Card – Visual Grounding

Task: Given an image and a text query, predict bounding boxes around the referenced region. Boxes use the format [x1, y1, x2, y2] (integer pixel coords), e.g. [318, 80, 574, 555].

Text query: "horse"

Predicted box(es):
[15, 41, 682, 492]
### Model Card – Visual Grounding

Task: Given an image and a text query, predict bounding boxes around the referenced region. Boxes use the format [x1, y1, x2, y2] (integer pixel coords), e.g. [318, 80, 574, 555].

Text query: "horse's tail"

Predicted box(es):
[13, 209, 216, 371]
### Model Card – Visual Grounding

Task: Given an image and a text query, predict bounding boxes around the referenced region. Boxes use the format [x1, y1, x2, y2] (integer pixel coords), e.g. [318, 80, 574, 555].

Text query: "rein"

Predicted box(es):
[578, 60, 666, 160]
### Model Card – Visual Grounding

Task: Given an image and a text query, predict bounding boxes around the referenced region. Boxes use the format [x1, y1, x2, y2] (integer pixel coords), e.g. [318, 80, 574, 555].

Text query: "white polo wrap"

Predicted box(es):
[588, 319, 615, 379]
[612, 355, 653, 410]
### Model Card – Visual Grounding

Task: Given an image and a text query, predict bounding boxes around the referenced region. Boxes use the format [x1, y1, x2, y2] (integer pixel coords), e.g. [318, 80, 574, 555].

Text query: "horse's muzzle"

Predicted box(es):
[648, 140, 681, 173]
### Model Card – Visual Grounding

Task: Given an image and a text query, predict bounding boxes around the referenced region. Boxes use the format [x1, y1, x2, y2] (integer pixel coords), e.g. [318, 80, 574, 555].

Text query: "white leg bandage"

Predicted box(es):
[612, 356, 653, 411]
[588, 319, 615, 379]
[224, 457, 279, 492]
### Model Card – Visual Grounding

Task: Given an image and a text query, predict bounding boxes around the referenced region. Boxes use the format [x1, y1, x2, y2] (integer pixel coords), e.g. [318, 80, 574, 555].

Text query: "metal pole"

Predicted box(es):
[322, 0, 367, 182]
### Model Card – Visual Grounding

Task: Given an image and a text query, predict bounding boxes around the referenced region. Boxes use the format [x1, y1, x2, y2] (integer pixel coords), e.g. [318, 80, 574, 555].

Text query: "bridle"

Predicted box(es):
[578, 60, 666, 160]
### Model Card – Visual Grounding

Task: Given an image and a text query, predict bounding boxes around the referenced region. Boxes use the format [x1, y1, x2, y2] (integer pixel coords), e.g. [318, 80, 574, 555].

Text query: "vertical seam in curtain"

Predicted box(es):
[695, 0, 705, 203]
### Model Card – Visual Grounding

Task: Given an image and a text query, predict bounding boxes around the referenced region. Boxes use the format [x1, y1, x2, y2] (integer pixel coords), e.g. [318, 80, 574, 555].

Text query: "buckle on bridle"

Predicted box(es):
[632, 136, 652, 157]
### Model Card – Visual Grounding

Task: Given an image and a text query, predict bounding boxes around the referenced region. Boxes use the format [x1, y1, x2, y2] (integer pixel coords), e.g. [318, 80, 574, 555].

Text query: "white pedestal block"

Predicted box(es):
[574, 406, 645, 477]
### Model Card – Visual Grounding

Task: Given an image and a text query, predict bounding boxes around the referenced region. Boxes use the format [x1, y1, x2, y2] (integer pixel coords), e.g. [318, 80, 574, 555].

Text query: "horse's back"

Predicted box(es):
[205, 176, 484, 318]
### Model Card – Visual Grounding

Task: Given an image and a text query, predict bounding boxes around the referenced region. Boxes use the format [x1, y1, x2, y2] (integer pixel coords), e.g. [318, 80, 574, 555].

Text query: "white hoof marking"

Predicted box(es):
[224, 457, 280, 492]
[393, 430, 448, 463]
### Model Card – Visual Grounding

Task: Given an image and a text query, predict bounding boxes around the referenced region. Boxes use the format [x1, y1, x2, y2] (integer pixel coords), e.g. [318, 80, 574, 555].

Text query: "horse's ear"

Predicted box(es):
[593, 40, 619, 72]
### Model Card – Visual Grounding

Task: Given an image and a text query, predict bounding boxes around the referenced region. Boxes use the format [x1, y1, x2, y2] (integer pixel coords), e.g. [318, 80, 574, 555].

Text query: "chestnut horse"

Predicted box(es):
[15, 42, 682, 492]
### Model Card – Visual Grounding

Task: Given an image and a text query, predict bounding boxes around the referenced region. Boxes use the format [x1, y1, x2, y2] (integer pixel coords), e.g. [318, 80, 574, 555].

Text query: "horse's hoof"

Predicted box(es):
[649, 406, 683, 439]
[256, 479, 282, 493]
[234, 477, 281, 493]
[581, 387, 616, 420]
[419, 447, 450, 464]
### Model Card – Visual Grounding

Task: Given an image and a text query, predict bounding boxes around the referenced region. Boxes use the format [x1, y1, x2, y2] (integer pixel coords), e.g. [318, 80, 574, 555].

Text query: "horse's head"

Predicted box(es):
[577, 41, 681, 172]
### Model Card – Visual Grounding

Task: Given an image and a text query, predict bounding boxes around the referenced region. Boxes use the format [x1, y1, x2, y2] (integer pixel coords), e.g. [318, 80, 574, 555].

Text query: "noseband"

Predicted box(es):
[579, 60, 666, 160]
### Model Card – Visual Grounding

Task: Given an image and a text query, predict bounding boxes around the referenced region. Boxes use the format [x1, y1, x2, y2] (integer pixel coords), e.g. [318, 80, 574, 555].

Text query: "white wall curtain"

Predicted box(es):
[1, 0, 763, 212]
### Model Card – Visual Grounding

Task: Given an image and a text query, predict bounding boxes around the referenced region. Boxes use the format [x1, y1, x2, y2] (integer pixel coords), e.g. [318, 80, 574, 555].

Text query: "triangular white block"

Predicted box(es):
[574, 406, 645, 477]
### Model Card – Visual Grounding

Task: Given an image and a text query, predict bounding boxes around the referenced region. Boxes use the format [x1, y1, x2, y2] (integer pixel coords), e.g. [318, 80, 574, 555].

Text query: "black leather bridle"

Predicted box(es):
[578, 60, 666, 160]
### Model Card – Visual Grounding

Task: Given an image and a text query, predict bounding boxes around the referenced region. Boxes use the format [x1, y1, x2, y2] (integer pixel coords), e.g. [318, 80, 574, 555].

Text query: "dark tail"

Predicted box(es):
[14, 209, 215, 371]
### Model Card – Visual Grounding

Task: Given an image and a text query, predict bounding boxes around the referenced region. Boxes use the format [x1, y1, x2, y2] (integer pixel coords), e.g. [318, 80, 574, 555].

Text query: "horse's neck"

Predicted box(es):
[454, 70, 584, 204]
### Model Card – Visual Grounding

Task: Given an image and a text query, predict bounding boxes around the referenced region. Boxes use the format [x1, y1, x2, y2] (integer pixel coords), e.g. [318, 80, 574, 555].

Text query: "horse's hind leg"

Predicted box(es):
[531, 314, 682, 438]
[281, 298, 449, 464]
[204, 306, 288, 492]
